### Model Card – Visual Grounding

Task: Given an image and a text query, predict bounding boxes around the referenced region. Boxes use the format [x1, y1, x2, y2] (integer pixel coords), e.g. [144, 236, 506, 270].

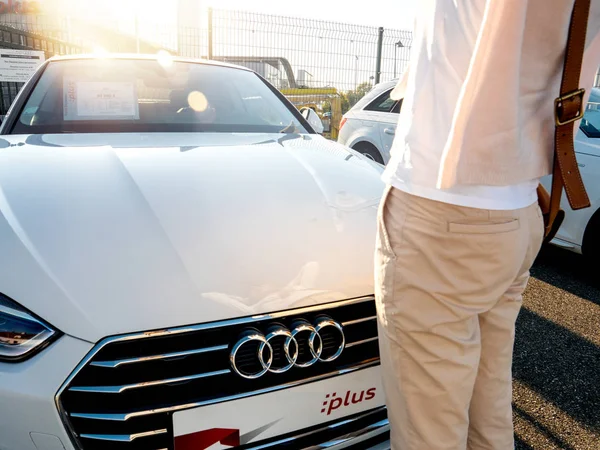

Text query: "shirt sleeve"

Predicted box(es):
[437, 0, 528, 189]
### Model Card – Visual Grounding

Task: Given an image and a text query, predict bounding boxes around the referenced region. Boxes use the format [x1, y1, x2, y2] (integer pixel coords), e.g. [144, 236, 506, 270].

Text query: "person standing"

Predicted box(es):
[375, 1, 600, 449]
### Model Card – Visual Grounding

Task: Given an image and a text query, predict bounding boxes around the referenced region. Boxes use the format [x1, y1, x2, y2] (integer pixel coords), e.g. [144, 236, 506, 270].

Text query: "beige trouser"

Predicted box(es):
[375, 187, 544, 450]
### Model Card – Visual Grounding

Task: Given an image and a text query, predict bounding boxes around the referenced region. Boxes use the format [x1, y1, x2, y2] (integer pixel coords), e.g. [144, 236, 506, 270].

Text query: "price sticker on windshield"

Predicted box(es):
[63, 79, 140, 121]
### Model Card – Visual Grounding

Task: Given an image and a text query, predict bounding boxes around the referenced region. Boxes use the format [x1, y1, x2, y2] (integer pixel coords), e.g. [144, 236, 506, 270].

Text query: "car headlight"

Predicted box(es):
[0, 294, 60, 362]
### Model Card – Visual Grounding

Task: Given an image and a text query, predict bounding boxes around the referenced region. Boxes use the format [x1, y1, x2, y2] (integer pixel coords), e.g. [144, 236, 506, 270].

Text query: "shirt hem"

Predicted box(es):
[385, 176, 539, 211]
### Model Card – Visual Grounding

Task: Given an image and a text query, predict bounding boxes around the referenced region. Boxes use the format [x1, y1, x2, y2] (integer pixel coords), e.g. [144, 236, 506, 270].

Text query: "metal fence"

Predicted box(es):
[0, 12, 172, 114]
[156, 9, 413, 95]
[2, 7, 600, 123]
[0, 22, 88, 114]
[0, 9, 413, 122]
[153, 9, 414, 137]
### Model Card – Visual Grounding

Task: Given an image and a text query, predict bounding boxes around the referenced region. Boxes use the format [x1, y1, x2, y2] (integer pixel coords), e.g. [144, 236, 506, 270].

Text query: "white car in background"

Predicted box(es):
[540, 87, 600, 257]
[337, 80, 401, 165]
[0, 54, 389, 450]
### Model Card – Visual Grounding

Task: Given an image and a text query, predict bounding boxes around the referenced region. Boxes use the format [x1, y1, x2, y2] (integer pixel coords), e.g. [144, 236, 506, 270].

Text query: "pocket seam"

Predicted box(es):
[379, 186, 399, 259]
[447, 219, 520, 235]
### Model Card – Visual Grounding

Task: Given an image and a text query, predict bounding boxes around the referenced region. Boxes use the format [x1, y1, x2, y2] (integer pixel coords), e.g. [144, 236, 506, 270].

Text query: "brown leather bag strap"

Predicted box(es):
[548, 0, 592, 237]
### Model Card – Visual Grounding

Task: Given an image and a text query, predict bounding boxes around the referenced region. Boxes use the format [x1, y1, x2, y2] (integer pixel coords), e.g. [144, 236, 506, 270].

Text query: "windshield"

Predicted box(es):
[10, 58, 308, 135]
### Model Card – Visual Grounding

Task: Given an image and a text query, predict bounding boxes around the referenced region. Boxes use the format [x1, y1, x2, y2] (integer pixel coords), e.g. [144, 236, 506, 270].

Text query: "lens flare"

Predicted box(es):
[187, 91, 208, 112]
[92, 46, 109, 57]
[156, 50, 173, 68]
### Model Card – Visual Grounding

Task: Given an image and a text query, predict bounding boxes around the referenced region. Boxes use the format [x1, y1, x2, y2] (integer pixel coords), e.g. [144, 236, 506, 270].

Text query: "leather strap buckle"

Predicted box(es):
[555, 88, 585, 126]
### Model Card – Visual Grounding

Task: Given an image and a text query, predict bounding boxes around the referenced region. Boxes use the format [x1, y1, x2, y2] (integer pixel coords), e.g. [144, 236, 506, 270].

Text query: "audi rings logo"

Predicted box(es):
[229, 317, 345, 379]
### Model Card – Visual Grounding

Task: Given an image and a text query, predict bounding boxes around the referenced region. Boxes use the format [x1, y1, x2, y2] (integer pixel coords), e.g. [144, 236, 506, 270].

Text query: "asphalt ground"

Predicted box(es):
[513, 245, 600, 450]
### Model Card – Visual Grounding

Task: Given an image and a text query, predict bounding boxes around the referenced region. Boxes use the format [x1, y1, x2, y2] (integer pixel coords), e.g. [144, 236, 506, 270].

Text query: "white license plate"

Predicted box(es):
[173, 366, 383, 450]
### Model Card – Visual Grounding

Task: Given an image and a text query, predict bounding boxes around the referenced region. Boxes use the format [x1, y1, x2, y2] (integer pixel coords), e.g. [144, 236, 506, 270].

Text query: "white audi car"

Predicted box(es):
[0, 54, 389, 450]
[337, 80, 400, 165]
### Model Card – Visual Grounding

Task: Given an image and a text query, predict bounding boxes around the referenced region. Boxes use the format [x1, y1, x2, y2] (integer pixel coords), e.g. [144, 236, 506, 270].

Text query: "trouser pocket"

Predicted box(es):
[447, 219, 520, 234]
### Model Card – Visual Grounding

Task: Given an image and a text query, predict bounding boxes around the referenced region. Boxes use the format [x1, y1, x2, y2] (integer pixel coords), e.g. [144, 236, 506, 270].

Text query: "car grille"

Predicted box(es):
[240, 406, 389, 449]
[56, 296, 380, 450]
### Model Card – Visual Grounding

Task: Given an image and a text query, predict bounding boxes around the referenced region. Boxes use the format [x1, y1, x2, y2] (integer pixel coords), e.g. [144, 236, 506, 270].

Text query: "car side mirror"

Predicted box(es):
[301, 108, 324, 134]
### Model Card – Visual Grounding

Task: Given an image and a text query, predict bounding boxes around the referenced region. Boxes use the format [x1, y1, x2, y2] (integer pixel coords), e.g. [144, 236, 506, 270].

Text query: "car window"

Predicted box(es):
[391, 98, 403, 114]
[364, 89, 402, 114]
[11, 59, 308, 135]
[580, 102, 600, 138]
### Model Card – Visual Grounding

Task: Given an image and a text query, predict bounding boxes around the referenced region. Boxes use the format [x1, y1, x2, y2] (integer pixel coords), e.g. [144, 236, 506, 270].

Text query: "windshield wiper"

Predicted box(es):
[279, 122, 298, 133]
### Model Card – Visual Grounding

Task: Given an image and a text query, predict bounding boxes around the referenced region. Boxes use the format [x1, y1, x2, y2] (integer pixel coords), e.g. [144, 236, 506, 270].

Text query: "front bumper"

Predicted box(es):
[0, 333, 389, 450]
[0, 334, 93, 450]
[0, 298, 388, 450]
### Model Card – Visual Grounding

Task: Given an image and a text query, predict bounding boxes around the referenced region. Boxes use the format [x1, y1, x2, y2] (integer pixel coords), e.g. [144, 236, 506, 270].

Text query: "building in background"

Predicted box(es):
[297, 69, 313, 88]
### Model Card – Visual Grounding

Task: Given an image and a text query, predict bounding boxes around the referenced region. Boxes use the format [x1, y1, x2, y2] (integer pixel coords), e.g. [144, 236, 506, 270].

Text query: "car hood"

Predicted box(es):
[0, 133, 384, 343]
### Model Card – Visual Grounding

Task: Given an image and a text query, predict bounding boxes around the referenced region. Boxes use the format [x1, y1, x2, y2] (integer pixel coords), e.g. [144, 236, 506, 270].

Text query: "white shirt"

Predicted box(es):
[383, 0, 600, 210]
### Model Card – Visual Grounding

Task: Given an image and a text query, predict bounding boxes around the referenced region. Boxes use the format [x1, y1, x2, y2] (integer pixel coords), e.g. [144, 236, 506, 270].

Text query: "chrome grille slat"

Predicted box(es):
[69, 369, 231, 394]
[80, 428, 168, 442]
[345, 336, 379, 348]
[56, 296, 380, 450]
[89, 345, 229, 368]
[341, 315, 377, 326]
[69, 360, 380, 422]
[245, 407, 388, 450]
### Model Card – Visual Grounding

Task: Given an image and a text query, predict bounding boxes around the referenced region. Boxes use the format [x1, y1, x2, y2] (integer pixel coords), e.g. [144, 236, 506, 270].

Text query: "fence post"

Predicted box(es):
[375, 27, 384, 84]
[208, 7, 213, 60]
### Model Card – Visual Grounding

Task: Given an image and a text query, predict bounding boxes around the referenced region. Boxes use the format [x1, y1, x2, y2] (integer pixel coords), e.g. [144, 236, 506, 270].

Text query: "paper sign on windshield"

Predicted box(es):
[64, 79, 139, 121]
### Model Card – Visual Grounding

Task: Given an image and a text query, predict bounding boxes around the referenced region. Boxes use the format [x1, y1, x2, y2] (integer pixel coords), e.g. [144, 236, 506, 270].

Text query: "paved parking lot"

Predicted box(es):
[514, 246, 600, 450]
